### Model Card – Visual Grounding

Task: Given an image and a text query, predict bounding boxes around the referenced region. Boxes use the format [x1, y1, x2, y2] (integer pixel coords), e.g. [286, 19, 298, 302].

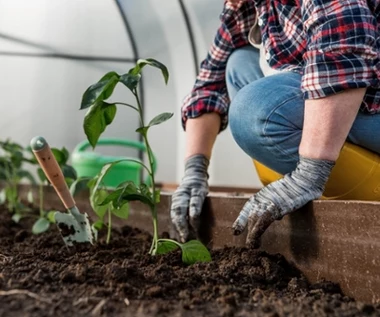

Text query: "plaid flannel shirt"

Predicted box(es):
[181, 0, 380, 131]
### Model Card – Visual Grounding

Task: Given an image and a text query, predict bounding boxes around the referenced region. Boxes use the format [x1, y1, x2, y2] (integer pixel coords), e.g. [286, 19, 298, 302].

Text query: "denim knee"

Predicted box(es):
[229, 72, 304, 174]
[226, 46, 263, 100]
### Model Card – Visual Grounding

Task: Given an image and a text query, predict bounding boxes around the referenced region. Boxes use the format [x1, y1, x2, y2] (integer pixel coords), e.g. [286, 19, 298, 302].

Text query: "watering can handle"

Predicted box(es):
[30, 136, 75, 209]
[73, 138, 157, 184]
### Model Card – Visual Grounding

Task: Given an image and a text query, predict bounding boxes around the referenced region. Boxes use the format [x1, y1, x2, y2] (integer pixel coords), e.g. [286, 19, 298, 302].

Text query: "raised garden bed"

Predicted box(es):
[0, 185, 379, 316]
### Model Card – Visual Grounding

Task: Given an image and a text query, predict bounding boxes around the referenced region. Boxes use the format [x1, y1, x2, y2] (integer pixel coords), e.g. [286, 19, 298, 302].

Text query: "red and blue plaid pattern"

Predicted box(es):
[182, 0, 380, 131]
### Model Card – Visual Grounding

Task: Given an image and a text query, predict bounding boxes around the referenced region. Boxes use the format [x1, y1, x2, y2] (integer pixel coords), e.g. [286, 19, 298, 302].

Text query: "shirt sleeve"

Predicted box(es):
[181, 1, 257, 131]
[301, 0, 380, 99]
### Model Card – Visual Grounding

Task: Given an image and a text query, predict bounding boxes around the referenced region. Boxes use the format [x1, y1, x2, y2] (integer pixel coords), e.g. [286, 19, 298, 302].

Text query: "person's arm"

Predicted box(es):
[232, 0, 377, 247]
[299, 0, 377, 159]
[171, 1, 256, 242]
[185, 113, 221, 159]
[181, 0, 256, 134]
[300, 88, 366, 161]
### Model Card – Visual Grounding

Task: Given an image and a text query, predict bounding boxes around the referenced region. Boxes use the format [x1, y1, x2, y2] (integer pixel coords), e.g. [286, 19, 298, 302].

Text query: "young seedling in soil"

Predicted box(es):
[80, 58, 211, 264]
[87, 177, 129, 244]
[0, 140, 36, 221]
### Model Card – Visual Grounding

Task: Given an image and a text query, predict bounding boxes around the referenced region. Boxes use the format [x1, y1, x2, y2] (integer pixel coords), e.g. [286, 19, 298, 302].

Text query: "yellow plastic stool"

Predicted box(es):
[253, 142, 380, 201]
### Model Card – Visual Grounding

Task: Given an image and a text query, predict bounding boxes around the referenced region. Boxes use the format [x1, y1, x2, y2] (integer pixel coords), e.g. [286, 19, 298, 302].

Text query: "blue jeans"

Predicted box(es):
[227, 46, 380, 175]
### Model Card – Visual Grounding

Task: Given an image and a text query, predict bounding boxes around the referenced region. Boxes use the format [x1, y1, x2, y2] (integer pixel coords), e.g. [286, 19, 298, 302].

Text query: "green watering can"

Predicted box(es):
[71, 138, 156, 188]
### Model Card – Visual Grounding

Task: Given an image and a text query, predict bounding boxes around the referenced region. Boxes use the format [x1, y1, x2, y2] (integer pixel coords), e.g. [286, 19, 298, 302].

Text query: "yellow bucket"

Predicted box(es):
[253, 142, 380, 201]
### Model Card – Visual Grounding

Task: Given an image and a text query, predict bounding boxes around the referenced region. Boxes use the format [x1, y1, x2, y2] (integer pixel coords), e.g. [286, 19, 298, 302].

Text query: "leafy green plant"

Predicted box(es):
[0, 140, 36, 220]
[87, 177, 129, 244]
[80, 58, 211, 264]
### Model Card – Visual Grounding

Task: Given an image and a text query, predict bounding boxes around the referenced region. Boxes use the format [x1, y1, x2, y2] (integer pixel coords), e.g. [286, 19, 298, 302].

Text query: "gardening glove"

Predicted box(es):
[232, 156, 335, 248]
[171, 154, 209, 243]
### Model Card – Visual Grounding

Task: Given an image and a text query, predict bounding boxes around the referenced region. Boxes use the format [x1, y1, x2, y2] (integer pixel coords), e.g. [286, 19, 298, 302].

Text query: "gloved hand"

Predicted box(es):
[232, 156, 335, 248]
[170, 154, 209, 243]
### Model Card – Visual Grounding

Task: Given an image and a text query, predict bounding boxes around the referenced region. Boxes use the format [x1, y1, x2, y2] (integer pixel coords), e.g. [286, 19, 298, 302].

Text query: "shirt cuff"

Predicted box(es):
[302, 50, 380, 99]
[181, 94, 229, 132]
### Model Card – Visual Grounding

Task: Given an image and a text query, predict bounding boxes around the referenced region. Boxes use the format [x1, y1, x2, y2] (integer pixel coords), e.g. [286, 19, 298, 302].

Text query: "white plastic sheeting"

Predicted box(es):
[0, 0, 261, 188]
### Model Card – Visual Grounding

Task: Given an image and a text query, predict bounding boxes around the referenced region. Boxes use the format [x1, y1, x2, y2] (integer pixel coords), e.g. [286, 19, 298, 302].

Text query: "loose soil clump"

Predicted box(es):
[0, 207, 379, 317]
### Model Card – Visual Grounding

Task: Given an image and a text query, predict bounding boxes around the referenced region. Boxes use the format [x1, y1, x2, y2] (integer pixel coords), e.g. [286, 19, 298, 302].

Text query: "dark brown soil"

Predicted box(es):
[0, 207, 379, 317]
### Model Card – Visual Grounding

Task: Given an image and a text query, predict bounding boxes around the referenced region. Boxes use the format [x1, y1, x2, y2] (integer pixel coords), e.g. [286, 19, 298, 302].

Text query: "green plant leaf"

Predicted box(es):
[47, 211, 56, 223]
[148, 112, 173, 127]
[37, 168, 47, 183]
[130, 58, 169, 84]
[32, 218, 50, 234]
[121, 194, 153, 208]
[83, 101, 117, 148]
[0, 166, 6, 180]
[180, 240, 212, 265]
[99, 188, 125, 206]
[92, 220, 104, 231]
[12, 213, 22, 223]
[135, 126, 148, 136]
[51, 148, 66, 165]
[90, 161, 123, 198]
[156, 240, 179, 255]
[17, 170, 37, 184]
[61, 165, 77, 180]
[61, 147, 69, 164]
[70, 177, 91, 197]
[111, 202, 129, 219]
[80, 72, 120, 109]
[64, 177, 75, 188]
[92, 189, 109, 219]
[0, 189, 6, 204]
[119, 73, 141, 91]
[102, 181, 154, 209]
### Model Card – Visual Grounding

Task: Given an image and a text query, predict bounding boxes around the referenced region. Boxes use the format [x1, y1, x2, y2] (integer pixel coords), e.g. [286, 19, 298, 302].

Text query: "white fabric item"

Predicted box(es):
[248, 16, 281, 77]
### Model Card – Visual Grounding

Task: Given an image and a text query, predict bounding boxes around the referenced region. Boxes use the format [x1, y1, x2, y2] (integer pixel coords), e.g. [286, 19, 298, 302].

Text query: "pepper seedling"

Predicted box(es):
[80, 58, 211, 264]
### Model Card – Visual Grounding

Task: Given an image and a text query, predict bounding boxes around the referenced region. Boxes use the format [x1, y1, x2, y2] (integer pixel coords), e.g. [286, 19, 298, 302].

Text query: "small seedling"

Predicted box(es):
[0, 140, 36, 220]
[80, 58, 211, 264]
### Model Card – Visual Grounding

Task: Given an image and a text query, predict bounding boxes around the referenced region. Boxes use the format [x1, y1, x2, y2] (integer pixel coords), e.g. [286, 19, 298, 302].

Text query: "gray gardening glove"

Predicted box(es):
[232, 156, 335, 248]
[171, 154, 209, 243]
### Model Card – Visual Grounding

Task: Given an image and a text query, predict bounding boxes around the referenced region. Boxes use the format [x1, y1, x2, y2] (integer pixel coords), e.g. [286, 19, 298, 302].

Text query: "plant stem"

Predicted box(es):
[114, 102, 139, 112]
[39, 184, 44, 218]
[134, 90, 159, 254]
[158, 238, 182, 248]
[106, 208, 112, 244]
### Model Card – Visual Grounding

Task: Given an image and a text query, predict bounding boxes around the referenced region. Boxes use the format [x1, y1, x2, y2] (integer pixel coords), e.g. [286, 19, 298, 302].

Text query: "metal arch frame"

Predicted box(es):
[114, 0, 201, 164]
[1, 0, 201, 165]
[178, 0, 200, 76]
[114, 0, 145, 161]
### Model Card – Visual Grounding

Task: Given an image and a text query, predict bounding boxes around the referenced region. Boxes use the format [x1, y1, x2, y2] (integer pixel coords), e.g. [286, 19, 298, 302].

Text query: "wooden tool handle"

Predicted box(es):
[31, 136, 75, 209]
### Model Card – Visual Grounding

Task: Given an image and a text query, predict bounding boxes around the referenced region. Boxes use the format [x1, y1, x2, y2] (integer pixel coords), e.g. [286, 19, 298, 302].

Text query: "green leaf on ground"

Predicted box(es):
[180, 240, 212, 265]
[156, 240, 179, 255]
[47, 211, 56, 223]
[32, 218, 50, 234]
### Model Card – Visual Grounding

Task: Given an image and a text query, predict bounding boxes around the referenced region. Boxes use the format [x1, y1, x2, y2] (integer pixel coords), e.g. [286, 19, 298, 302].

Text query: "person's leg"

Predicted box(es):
[229, 72, 303, 174]
[347, 113, 380, 153]
[229, 71, 380, 176]
[226, 45, 264, 100]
